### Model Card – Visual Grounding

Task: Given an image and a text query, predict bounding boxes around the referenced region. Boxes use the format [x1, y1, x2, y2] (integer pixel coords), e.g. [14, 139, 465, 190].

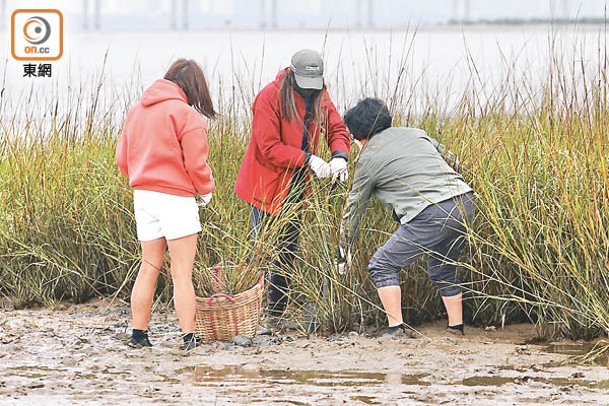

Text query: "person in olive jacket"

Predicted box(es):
[339, 98, 474, 337]
[234, 49, 350, 325]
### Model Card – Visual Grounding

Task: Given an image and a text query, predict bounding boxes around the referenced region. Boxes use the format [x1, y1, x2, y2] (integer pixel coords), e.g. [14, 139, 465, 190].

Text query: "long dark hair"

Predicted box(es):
[279, 69, 324, 125]
[164, 59, 218, 119]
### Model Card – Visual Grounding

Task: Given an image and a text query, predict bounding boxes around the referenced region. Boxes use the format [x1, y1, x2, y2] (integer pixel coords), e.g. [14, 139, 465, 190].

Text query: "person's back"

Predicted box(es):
[119, 79, 213, 197]
[358, 126, 472, 223]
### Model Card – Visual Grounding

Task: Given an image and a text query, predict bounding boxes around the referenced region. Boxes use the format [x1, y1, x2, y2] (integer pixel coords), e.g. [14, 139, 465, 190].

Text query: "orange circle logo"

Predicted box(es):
[23, 16, 51, 45]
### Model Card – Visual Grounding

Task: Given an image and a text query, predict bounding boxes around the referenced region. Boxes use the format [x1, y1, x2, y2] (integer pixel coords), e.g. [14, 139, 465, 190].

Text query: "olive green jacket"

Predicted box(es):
[341, 127, 472, 245]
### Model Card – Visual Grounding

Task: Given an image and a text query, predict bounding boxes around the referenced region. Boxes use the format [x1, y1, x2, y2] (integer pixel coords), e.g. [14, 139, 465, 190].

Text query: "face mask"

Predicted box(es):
[294, 83, 317, 98]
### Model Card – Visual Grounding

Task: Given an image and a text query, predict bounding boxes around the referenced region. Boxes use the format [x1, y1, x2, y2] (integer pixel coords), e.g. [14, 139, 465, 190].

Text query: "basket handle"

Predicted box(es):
[207, 293, 236, 305]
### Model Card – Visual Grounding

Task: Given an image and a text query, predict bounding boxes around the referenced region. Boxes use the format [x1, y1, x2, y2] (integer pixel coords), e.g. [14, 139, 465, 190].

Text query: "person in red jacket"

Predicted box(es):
[116, 59, 217, 350]
[234, 49, 351, 327]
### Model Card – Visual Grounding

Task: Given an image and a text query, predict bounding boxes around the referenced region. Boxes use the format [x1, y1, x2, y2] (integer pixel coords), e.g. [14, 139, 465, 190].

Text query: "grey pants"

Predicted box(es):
[368, 192, 475, 297]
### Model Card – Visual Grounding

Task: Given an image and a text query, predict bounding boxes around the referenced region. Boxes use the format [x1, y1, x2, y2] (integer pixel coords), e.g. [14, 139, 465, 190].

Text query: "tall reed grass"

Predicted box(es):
[0, 28, 607, 352]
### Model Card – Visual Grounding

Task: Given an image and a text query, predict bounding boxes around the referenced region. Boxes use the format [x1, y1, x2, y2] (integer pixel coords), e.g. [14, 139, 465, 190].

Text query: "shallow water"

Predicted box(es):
[176, 364, 609, 390]
[4, 362, 609, 405]
[546, 342, 609, 367]
[178, 365, 431, 387]
[462, 373, 609, 390]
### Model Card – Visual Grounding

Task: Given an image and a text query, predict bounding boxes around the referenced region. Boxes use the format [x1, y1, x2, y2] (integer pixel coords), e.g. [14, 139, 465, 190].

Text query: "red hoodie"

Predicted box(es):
[116, 79, 214, 197]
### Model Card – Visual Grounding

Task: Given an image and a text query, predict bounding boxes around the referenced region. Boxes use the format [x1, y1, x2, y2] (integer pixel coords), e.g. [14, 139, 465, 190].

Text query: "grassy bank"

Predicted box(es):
[0, 38, 608, 351]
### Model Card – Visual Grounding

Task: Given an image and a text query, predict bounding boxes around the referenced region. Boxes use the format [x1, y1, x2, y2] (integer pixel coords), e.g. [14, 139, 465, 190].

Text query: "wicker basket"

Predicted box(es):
[195, 274, 264, 343]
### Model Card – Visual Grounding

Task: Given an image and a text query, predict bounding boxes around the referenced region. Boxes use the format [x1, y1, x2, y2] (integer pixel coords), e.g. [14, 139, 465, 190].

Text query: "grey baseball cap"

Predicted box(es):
[290, 49, 324, 90]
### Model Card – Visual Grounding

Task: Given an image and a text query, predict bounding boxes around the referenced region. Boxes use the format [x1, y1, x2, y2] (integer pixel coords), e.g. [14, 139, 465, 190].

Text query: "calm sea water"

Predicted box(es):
[1, 25, 605, 121]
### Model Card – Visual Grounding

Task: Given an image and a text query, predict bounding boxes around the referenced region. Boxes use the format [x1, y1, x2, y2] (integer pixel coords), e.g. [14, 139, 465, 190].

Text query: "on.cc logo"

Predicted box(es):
[23, 16, 52, 45]
[11, 9, 63, 61]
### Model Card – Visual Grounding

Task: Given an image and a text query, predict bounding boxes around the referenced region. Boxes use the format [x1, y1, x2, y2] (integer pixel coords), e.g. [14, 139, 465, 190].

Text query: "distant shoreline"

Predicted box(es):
[448, 17, 609, 26]
[65, 21, 608, 35]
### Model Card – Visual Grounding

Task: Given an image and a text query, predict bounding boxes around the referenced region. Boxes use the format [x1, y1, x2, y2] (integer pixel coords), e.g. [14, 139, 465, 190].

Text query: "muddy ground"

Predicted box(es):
[0, 299, 608, 405]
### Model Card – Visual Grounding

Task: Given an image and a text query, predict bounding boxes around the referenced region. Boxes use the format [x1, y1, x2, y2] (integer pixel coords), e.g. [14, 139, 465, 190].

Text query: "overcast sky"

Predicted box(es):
[2, 0, 608, 30]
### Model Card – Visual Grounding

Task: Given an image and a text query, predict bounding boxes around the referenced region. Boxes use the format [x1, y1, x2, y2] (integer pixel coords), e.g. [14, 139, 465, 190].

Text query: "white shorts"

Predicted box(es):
[133, 190, 201, 241]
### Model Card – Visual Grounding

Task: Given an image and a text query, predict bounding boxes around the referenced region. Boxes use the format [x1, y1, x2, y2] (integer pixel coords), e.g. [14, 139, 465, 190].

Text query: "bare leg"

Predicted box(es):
[442, 293, 463, 326]
[131, 238, 166, 330]
[167, 233, 198, 333]
[377, 285, 404, 327]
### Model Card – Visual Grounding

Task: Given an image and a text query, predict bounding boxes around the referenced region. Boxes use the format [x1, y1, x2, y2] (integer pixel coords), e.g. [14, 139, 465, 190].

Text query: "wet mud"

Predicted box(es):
[1, 299, 608, 405]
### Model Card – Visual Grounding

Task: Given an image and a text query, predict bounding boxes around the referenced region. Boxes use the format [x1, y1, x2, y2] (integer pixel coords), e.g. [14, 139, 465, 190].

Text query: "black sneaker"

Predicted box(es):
[447, 324, 465, 336]
[128, 335, 152, 348]
[258, 315, 300, 335]
[379, 324, 420, 340]
[182, 333, 200, 351]
[258, 315, 281, 335]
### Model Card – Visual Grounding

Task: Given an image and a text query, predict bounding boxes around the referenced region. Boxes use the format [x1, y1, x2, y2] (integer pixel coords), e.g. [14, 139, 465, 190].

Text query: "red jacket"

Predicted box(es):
[234, 69, 350, 215]
[116, 79, 214, 197]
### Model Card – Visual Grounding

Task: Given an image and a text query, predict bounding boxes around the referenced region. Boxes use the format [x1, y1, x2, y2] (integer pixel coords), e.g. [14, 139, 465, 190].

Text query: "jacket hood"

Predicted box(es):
[141, 79, 188, 107]
[275, 68, 289, 82]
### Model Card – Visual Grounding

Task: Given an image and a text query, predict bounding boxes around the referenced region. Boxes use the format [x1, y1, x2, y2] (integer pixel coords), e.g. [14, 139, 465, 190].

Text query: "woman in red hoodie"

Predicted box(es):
[116, 59, 216, 350]
[234, 49, 351, 327]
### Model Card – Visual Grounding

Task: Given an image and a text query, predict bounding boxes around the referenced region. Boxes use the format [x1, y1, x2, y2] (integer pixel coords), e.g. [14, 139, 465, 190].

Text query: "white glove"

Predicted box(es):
[329, 157, 348, 183]
[196, 192, 212, 207]
[336, 244, 352, 275]
[308, 155, 332, 179]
